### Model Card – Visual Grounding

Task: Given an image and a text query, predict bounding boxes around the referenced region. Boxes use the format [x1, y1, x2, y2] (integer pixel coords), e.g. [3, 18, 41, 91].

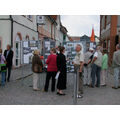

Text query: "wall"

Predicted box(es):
[0, 20, 11, 51]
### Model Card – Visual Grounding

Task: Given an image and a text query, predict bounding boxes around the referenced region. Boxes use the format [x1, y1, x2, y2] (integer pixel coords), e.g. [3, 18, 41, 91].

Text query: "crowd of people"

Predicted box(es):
[0, 43, 120, 98]
[0, 45, 13, 86]
[31, 43, 120, 98]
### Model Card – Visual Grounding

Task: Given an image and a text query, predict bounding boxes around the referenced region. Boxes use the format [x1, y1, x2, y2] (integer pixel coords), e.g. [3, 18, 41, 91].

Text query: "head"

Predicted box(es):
[33, 50, 40, 56]
[60, 46, 65, 54]
[116, 44, 120, 51]
[50, 48, 56, 54]
[0, 49, 2, 54]
[7, 44, 11, 50]
[89, 48, 94, 53]
[75, 44, 82, 52]
[96, 46, 101, 51]
[103, 49, 108, 55]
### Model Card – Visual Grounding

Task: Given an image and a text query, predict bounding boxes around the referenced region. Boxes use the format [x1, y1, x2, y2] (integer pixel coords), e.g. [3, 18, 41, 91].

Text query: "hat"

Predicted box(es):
[89, 48, 94, 51]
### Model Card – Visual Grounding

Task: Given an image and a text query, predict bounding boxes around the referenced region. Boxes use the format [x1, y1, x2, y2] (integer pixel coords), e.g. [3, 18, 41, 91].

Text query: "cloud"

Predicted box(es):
[61, 15, 100, 37]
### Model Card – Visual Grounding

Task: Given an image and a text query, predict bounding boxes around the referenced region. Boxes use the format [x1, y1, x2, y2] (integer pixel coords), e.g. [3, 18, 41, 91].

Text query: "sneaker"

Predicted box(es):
[33, 88, 40, 91]
[112, 86, 118, 89]
[77, 94, 83, 98]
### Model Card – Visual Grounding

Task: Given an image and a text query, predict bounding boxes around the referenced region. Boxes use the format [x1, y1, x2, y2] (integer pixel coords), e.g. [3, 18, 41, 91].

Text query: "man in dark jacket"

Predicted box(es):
[4, 45, 14, 82]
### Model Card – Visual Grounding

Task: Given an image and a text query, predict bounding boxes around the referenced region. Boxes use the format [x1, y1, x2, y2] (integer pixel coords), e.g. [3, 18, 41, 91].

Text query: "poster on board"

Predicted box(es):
[23, 40, 40, 64]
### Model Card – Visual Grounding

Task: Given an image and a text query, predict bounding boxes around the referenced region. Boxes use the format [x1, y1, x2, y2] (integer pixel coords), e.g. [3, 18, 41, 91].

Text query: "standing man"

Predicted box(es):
[91, 46, 102, 88]
[112, 44, 120, 89]
[73, 44, 84, 98]
[84, 48, 94, 86]
[4, 45, 14, 82]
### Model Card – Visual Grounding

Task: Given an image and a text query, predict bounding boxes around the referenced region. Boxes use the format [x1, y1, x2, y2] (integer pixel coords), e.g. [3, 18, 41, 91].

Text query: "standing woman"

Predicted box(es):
[44, 48, 58, 92]
[101, 49, 108, 86]
[57, 46, 67, 95]
[0, 49, 7, 86]
[32, 50, 43, 91]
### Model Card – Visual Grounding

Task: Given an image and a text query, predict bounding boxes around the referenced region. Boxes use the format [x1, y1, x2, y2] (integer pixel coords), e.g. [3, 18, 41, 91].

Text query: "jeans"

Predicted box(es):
[83, 67, 91, 85]
[1, 72, 5, 86]
[91, 64, 101, 87]
[114, 67, 120, 88]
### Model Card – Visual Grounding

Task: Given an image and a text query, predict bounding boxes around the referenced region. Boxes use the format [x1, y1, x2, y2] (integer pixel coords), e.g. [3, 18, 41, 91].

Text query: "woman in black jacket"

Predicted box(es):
[57, 46, 67, 95]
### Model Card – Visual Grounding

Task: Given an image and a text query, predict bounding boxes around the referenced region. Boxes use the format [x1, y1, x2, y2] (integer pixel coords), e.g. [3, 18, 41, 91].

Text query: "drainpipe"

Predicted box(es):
[10, 15, 13, 48]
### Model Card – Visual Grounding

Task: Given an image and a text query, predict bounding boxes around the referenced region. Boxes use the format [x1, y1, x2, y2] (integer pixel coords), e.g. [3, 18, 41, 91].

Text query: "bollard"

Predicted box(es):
[73, 72, 77, 105]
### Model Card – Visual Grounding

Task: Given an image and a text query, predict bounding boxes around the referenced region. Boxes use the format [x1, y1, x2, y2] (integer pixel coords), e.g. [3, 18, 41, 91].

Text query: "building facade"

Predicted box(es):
[100, 15, 120, 64]
[0, 15, 38, 67]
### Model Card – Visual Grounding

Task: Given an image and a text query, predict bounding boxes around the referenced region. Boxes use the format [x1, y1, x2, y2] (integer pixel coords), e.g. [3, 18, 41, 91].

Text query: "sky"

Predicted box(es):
[61, 15, 100, 37]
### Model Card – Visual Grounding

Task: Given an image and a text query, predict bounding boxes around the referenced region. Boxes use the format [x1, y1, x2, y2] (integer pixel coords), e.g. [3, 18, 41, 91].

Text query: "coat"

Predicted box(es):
[46, 54, 58, 72]
[57, 53, 67, 90]
[32, 55, 43, 73]
[4, 50, 13, 67]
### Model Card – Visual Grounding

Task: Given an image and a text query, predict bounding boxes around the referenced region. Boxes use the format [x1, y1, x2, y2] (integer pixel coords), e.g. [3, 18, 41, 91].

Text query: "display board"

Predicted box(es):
[43, 37, 55, 63]
[23, 40, 40, 64]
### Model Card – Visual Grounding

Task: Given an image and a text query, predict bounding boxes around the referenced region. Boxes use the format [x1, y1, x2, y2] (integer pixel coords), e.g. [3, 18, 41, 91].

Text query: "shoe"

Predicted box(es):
[90, 85, 94, 88]
[101, 84, 107, 87]
[112, 86, 118, 89]
[77, 94, 83, 98]
[118, 86, 120, 88]
[95, 85, 100, 88]
[33, 88, 40, 91]
[57, 92, 60, 95]
[59, 93, 66, 96]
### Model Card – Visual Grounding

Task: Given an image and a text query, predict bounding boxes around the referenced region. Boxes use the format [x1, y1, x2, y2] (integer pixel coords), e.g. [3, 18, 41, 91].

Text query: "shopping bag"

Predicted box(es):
[55, 72, 60, 80]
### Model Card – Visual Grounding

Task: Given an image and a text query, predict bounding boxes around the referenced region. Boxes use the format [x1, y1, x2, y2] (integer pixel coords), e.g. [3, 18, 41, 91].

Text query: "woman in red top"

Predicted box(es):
[44, 48, 58, 92]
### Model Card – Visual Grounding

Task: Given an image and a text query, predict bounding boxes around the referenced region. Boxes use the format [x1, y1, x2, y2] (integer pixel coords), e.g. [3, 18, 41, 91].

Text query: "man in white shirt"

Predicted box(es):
[73, 44, 84, 98]
[84, 48, 94, 86]
[91, 46, 102, 88]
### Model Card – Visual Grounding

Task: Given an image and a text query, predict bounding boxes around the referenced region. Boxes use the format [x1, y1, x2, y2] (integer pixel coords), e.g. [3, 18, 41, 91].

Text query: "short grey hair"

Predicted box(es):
[76, 44, 82, 49]
[116, 44, 120, 49]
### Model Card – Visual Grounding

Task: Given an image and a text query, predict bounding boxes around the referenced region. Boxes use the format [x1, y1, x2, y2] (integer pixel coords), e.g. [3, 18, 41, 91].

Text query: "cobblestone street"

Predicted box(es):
[0, 69, 120, 105]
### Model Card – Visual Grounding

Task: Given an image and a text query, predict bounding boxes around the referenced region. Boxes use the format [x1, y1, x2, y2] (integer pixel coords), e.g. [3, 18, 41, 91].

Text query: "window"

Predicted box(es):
[15, 34, 21, 67]
[0, 37, 2, 48]
[104, 16, 107, 29]
[27, 15, 33, 21]
[26, 35, 29, 40]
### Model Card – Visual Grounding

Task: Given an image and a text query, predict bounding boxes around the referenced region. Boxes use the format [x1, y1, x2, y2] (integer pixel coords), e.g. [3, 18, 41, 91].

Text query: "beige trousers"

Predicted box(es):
[101, 69, 107, 85]
[33, 73, 39, 89]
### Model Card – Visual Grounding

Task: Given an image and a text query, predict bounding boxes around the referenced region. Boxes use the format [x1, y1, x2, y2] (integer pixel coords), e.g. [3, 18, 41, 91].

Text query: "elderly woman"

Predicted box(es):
[44, 48, 58, 92]
[57, 46, 67, 95]
[32, 50, 43, 91]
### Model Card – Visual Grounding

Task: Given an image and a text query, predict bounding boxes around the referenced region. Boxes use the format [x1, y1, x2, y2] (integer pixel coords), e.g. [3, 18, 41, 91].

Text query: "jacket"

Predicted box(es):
[4, 50, 13, 67]
[46, 54, 58, 72]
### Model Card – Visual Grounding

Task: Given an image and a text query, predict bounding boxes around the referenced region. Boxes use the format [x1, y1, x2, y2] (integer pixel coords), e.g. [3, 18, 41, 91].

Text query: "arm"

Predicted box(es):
[80, 61, 84, 72]
[46, 55, 50, 64]
[79, 53, 84, 72]
[57, 55, 61, 72]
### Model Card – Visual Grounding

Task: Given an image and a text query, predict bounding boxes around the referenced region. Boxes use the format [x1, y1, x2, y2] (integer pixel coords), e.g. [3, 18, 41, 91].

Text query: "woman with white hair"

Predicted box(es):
[32, 50, 43, 91]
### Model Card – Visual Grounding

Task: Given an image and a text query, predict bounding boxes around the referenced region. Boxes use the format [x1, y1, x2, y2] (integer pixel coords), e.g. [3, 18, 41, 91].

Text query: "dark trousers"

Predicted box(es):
[91, 64, 101, 87]
[44, 72, 57, 92]
[5, 66, 12, 82]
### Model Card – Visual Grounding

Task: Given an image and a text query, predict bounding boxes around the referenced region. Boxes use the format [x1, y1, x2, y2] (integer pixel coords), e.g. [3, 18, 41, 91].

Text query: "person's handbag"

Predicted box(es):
[33, 64, 42, 73]
[0, 64, 7, 72]
[55, 71, 60, 80]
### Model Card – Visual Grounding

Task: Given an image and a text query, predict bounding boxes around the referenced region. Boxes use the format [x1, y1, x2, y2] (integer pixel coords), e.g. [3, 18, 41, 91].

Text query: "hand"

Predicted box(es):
[79, 69, 82, 73]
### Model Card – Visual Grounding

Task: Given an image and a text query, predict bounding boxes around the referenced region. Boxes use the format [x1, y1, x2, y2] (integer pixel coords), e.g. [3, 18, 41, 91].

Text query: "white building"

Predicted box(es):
[0, 15, 38, 67]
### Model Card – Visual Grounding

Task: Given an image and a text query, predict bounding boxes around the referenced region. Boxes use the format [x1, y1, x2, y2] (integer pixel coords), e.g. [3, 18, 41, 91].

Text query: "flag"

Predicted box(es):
[90, 28, 95, 42]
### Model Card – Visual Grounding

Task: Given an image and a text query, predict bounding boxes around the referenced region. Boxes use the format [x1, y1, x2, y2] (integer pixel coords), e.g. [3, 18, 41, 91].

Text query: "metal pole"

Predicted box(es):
[73, 71, 77, 105]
